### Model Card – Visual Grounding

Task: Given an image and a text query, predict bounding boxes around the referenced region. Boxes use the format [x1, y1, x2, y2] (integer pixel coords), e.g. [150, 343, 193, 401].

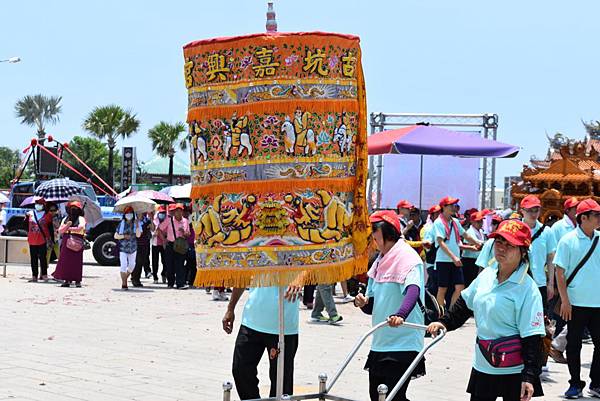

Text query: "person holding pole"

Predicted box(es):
[427, 219, 545, 401]
[354, 210, 425, 401]
[222, 282, 303, 400]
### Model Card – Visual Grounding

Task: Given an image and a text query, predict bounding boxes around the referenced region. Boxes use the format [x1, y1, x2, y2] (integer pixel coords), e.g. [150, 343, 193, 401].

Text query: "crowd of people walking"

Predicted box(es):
[18, 193, 599, 401]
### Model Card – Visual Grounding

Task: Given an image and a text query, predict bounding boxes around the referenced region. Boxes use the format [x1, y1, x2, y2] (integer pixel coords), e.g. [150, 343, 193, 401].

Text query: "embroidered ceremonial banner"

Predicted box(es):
[184, 32, 370, 287]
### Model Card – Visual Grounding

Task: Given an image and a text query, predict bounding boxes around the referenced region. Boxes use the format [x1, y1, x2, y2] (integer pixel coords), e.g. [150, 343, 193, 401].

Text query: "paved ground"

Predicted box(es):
[0, 251, 597, 401]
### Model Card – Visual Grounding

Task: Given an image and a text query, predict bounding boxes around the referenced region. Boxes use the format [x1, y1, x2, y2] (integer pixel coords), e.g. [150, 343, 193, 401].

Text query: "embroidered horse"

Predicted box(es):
[223, 123, 253, 160]
[190, 121, 208, 164]
[333, 122, 353, 156]
[281, 117, 316, 156]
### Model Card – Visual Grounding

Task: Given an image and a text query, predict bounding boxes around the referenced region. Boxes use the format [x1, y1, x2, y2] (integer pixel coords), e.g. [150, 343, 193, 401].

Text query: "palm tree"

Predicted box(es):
[82, 105, 140, 189]
[147, 121, 188, 184]
[14, 94, 62, 140]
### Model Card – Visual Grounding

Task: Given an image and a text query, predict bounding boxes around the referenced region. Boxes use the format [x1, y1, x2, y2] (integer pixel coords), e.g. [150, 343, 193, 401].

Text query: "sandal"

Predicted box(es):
[75, 282, 81, 288]
[121, 285, 128, 290]
[60, 282, 70, 288]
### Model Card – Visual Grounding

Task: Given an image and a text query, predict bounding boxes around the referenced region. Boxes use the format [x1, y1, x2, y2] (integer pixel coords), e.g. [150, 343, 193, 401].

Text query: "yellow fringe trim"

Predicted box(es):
[349, 59, 372, 256]
[187, 99, 358, 122]
[193, 252, 369, 288]
[191, 177, 356, 198]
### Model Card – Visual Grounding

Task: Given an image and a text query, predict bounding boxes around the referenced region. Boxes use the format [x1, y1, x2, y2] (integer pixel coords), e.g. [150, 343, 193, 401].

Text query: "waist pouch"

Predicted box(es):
[477, 335, 523, 368]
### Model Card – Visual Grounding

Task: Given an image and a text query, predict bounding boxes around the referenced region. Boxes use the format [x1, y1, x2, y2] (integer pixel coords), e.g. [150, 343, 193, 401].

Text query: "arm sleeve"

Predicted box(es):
[545, 229, 557, 254]
[552, 237, 569, 271]
[516, 283, 546, 338]
[393, 284, 420, 319]
[521, 335, 543, 383]
[438, 295, 473, 331]
[360, 297, 375, 315]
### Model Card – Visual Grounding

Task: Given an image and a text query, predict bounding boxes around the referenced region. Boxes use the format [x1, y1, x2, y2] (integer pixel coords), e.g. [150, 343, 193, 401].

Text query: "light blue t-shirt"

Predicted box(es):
[422, 223, 435, 268]
[475, 238, 495, 269]
[366, 264, 425, 352]
[241, 287, 300, 335]
[462, 226, 485, 259]
[432, 216, 466, 263]
[551, 215, 576, 245]
[527, 221, 556, 287]
[461, 262, 545, 375]
[553, 228, 600, 308]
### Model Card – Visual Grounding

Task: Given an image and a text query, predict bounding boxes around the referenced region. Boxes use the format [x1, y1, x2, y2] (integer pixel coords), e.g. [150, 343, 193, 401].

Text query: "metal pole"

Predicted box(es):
[481, 123, 489, 210]
[419, 155, 424, 210]
[222, 381, 233, 401]
[375, 114, 385, 209]
[367, 114, 377, 213]
[318, 373, 327, 401]
[491, 124, 498, 210]
[276, 286, 285, 400]
[377, 384, 388, 401]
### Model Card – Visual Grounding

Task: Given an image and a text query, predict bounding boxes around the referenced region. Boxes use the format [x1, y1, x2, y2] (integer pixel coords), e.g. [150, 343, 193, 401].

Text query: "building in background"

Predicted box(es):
[138, 155, 190, 185]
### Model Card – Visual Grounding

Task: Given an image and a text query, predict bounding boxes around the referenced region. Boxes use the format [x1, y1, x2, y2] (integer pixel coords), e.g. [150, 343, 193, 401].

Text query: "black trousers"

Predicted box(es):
[185, 247, 197, 286]
[566, 305, 600, 388]
[164, 243, 186, 288]
[232, 325, 298, 400]
[462, 257, 479, 288]
[303, 285, 315, 305]
[151, 245, 165, 280]
[131, 245, 150, 284]
[368, 360, 415, 401]
[29, 244, 48, 278]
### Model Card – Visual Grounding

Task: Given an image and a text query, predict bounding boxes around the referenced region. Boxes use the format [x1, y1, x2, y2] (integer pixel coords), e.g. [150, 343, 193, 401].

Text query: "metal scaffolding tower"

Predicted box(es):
[368, 113, 499, 210]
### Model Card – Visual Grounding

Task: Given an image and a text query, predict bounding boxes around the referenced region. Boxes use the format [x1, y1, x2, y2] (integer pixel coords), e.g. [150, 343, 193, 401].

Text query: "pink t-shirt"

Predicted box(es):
[158, 216, 190, 243]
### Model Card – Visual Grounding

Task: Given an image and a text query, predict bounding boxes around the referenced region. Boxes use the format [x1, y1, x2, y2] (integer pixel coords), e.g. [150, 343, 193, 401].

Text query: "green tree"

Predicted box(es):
[147, 121, 187, 184]
[14, 94, 62, 140]
[61, 136, 121, 194]
[82, 105, 140, 189]
[0, 147, 29, 188]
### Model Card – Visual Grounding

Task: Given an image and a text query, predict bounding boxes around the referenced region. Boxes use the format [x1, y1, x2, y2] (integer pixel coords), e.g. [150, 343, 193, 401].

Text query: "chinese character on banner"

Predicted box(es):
[184, 59, 194, 88]
[303, 49, 329, 76]
[341, 51, 357, 78]
[252, 47, 280, 78]
[206, 53, 230, 82]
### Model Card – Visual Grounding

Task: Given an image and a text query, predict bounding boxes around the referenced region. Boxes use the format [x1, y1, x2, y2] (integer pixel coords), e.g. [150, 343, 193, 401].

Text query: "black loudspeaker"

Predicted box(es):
[38, 146, 59, 176]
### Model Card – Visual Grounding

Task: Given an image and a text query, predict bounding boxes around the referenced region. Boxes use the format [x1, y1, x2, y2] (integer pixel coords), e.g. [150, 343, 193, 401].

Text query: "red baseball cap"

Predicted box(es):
[428, 205, 441, 214]
[34, 197, 46, 204]
[489, 219, 532, 247]
[491, 214, 503, 224]
[123, 206, 134, 213]
[168, 203, 184, 212]
[520, 195, 541, 209]
[396, 200, 413, 210]
[471, 211, 485, 222]
[369, 210, 401, 234]
[576, 199, 600, 216]
[564, 197, 580, 210]
[157, 205, 167, 213]
[439, 196, 459, 207]
[66, 201, 83, 210]
[481, 208, 494, 216]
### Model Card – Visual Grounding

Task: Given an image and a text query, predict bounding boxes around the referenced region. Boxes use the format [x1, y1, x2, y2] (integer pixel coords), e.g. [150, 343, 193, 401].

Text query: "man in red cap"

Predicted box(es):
[158, 203, 190, 289]
[461, 211, 485, 287]
[553, 198, 600, 398]
[431, 196, 481, 308]
[422, 205, 442, 294]
[151, 205, 167, 284]
[26, 197, 53, 282]
[551, 197, 580, 246]
[475, 214, 504, 270]
[520, 195, 556, 311]
[396, 199, 414, 237]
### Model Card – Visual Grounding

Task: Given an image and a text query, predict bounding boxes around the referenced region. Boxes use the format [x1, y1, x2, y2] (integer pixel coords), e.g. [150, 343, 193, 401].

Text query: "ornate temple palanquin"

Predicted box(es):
[511, 141, 600, 223]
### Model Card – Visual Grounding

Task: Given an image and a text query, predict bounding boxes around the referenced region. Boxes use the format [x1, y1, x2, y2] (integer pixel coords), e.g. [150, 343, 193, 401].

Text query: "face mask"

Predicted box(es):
[158, 212, 166, 221]
[34, 204, 44, 212]
[125, 213, 134, 220]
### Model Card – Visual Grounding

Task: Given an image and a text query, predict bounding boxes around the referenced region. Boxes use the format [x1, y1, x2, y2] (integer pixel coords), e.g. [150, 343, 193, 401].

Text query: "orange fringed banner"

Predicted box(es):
[184, 32, 371, 288]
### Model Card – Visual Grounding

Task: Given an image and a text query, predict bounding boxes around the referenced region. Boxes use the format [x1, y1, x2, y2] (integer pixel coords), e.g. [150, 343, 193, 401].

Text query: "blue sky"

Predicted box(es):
[1, 0, 599, 185]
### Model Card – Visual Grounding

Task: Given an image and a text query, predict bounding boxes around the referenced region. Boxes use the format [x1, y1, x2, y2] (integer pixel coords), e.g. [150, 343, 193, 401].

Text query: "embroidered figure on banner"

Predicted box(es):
[281, 108, 317, 156]
[223, 112, 253, 160]
[190, 121, 209, 164]
[333, 112, 353, 157]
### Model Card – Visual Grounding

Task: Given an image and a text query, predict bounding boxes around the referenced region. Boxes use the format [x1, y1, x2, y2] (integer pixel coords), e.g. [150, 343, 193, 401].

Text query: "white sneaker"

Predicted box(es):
[340, 295, 355, 304]
[212, 290, 229, 301]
